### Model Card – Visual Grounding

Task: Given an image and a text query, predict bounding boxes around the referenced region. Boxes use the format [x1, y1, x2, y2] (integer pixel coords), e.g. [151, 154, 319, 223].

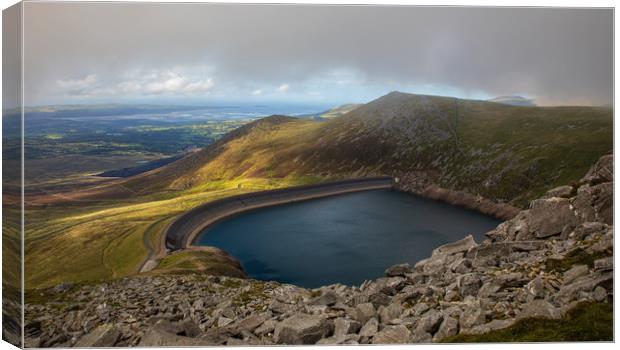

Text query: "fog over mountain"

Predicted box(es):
[4, 3, 613, 107]
[488, 96, 537, 107]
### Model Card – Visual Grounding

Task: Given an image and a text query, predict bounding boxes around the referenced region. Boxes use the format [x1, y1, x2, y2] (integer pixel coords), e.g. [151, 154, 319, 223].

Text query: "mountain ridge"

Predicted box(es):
[31, 91, 612, 208]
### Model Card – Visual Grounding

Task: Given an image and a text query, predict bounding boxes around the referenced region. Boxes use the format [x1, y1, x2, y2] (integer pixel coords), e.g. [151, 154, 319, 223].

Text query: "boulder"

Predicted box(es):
[201, 329, 235, 346]
[581, 154, 612, 185]
[273, 314, 333, 345]
[368, 292, 391, 308]
[269, 300, 294, 314]
[378, 302, 402, 324]
[525, 275, 545, 299]
[226, 335, 263, 346]
[572, 183, 613, 225]
[416, 309, 443, 334]
[432, 316, 459, 342]
[594, 257, 613, 271]
[316, 334, 347, 345]
[496, 272, 529, 289]
[477, 281, 501, 298]
[229, 314, 269, 334]
[486, 211, 531, 242]
[444, 289, 461, 302]
[385, 263, 414, 277]
[457, 274, 482, 297]
[467, 242, 512, 259]
[74, 324, 120, 347]
[556, 273, 613, 303]
[527, 198, 578, 238]
[309, 291, 342, 306]
[411, 302, 430, 316]
[333, 318, 361, 337]
[544, 185, 574, 198]
[591, 183, 613, 224]
[405, 272, 426, 285]
[138, 328, 203, 347]
[572, 185, 597, 223]
[465, 319, 515, 335]
[370, 277, 406, 296]
[146, 319, 201, 338]
[569, 222, 607, 241]
[396, 286, 432, 304]
[217, 317, 234, 327]
[415, 255, 451, 276]
[517, 299, 561, 320]
[371, 325, 411, 344]
[350, 303, 375, 324]
[254, 320, 277, 336]
[432, 235, 477, 256]
[450, 258, 472, 274]
[563, 265, 589, 284]
[511, 241, 547, 251]
[592, 286, 608, 302]
[359, 318, 379, 338]
[410, 328, 432, 343]
[460, 300, 486, 329]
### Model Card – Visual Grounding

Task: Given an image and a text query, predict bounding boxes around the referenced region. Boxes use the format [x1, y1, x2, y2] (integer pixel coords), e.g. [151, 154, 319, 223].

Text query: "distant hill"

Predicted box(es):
[488, 96, 536, 107]
[298, 103, 362, 120]
[73, 91, 612, 207]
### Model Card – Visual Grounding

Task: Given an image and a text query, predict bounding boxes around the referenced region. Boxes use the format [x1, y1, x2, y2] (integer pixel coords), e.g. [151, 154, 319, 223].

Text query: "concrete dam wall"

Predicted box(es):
[165, 177, 394, 251]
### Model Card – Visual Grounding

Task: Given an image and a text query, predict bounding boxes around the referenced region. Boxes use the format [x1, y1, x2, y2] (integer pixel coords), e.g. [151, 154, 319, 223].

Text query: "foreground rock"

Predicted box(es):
[274, 314, 333, 344]
[25, 155, 613, 346]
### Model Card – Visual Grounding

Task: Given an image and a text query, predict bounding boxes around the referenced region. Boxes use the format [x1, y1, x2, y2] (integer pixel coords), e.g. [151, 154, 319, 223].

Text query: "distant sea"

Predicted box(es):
[55, 104, 331, 123]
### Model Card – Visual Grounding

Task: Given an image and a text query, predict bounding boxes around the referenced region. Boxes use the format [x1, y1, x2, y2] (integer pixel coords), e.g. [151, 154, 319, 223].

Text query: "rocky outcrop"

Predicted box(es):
[24, 155, 613, 346]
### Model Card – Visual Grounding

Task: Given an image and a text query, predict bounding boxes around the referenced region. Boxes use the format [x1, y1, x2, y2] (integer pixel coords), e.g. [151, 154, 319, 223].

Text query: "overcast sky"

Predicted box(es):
[7, 3, 614, 107]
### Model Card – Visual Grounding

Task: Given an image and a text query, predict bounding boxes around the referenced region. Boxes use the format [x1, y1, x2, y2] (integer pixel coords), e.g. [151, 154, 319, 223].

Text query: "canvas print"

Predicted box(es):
[1, 1, 614, 347]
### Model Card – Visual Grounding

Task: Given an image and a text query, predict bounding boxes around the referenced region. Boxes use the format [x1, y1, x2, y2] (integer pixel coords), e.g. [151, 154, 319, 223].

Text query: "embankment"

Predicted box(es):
[165, 177, 394, 250]
[393, 172, 520, 220]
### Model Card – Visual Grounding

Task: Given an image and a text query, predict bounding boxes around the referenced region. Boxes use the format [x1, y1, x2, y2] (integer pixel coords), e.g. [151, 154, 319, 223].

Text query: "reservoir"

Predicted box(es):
[195, 189, 501, 288]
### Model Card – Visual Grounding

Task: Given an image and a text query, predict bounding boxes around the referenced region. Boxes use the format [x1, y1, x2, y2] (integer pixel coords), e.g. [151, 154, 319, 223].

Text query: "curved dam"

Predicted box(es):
[165, 177, 394, 251]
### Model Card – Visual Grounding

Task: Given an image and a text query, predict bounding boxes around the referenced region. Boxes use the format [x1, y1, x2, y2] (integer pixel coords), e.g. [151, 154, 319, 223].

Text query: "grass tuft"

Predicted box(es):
[443, 302, 613, 343]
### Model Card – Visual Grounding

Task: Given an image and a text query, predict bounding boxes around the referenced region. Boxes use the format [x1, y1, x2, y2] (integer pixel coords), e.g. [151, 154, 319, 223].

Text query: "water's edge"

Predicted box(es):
[159, 177, 517, 281]
[165, 177, 394, 251]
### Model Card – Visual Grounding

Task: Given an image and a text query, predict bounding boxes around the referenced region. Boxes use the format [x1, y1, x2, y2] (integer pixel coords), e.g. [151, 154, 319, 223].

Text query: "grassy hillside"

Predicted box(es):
[23, 176, 320, 289]
[117, 91, 612, 206]
[22, 91, 612, 289]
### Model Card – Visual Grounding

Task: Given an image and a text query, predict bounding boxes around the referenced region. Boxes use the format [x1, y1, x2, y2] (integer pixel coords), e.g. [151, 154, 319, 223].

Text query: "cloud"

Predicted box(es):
[56, 74, 98, 92]
[277, 84, 290, 93]
[252, 89, 263, 95]
[184, 78, 214, 93]
[55, 70, 215, 97]
[22, 4, 612, 106]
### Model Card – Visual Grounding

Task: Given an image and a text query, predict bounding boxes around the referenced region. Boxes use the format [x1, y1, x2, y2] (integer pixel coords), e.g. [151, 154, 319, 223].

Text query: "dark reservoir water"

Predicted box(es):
[196, 189, 501, 288]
